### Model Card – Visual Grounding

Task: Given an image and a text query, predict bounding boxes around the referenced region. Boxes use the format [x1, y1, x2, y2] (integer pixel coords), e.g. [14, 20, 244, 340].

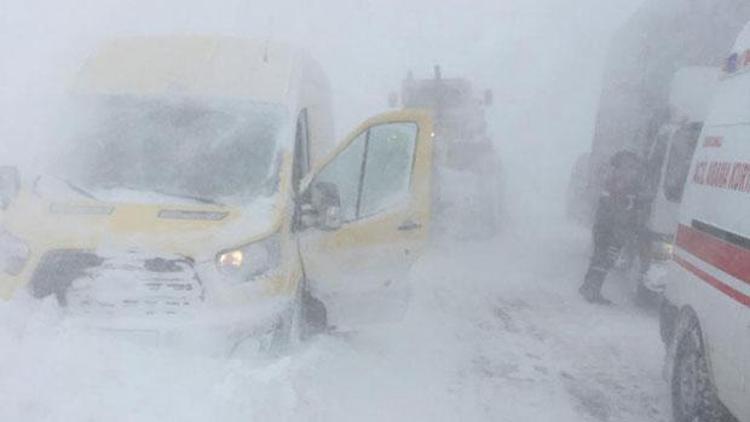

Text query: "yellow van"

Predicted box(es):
[0, 36, 434, 354]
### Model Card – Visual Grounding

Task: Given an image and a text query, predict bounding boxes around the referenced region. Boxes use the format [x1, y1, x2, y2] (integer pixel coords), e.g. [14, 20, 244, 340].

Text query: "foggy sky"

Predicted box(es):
[0, 0, 641, 222]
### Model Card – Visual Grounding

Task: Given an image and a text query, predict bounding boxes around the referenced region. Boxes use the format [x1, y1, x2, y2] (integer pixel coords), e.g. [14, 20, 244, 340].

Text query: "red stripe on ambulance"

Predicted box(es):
[675, 224, 750, 307]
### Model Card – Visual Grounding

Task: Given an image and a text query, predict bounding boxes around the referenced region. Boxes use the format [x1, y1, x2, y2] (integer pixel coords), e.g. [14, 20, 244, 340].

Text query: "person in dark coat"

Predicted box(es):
[579, 150, 647, 304]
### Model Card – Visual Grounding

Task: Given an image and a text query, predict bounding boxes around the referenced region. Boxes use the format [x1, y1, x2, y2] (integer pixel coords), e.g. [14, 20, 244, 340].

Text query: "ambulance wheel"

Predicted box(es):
[635, 279, 659, 308]
[671, 318, 731, 422]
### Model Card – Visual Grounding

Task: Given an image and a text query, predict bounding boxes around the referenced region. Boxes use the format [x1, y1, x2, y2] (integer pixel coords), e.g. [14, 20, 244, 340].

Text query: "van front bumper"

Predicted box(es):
[16, 247, 296, 356]
[62, 300, 290, 357]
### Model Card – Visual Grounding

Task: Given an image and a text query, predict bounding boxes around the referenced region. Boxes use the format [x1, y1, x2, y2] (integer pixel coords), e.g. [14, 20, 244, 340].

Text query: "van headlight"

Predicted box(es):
[0, 229, 29, 276]
[216, 234, 281, 282]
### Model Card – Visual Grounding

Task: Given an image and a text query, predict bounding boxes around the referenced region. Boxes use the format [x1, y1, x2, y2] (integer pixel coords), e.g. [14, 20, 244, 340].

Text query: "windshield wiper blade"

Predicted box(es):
[61, 178, 99, 201]
[150, 188, 223, 206]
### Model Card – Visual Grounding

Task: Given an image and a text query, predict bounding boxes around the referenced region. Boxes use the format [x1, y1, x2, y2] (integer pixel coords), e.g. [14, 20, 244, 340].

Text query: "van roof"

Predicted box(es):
[73, 35, 300, 103]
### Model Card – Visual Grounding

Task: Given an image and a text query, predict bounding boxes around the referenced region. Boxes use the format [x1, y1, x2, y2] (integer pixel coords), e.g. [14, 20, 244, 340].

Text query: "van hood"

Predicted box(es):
[1, 192, 283, 263]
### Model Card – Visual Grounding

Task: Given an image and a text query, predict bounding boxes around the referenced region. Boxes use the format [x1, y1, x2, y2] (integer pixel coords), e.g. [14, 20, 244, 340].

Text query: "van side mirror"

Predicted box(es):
[483, 89, 493, 107]
[301, 182, 342, 231]
[0, 166, 20, 210]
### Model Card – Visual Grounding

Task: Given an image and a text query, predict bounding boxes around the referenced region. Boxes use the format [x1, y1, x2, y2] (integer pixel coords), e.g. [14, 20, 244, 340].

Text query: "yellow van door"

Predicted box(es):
[298, 110, 433, 329]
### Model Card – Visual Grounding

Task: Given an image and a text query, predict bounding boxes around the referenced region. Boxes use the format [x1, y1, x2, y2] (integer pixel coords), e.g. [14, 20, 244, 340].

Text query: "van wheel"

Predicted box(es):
[231, 286, 328, 358]
[672, 319, 730, 422]
[270, 286, 327, 351]
[301, 288, 327, 340]
[228, 302, 301, 358]
[268, 286, 307, 354]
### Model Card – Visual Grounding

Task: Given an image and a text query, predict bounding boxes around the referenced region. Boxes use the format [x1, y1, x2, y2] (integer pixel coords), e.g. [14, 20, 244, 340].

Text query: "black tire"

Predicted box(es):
[227, 305, 300, 358]
[634, 278, 660, 308]
[672, 318, 733, 422]
[659, 299, 679, 345]
[229, 283, 328, 358]
[268, 285, 306, 354]
[270, 285, 328, 351]
[301, 289, 327, 340]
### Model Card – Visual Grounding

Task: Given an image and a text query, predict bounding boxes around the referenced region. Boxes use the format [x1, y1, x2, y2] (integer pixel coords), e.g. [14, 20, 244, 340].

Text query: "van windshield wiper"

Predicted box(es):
[148, 188, 224, 207]
[60, 178, 99, 201]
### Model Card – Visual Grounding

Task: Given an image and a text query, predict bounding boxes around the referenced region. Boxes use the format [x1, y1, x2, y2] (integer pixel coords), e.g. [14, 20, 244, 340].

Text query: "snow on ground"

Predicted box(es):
[0, 221, 669, 422]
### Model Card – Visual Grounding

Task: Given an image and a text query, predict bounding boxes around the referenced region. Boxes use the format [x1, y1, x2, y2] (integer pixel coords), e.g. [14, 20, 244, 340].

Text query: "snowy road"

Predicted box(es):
[0, 222, 670, 422]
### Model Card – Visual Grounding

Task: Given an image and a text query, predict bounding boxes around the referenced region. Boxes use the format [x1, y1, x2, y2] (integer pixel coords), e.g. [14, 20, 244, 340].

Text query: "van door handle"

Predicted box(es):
[398, 220, 422, 231]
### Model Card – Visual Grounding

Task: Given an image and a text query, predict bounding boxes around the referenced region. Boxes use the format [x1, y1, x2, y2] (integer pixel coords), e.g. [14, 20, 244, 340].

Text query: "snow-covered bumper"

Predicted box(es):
[20, 248, 295, 356]
[62, 301, 289, 356]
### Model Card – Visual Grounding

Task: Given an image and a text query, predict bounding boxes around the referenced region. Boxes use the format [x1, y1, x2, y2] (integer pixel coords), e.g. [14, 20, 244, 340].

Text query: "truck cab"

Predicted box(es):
[393, 67, 502, 239]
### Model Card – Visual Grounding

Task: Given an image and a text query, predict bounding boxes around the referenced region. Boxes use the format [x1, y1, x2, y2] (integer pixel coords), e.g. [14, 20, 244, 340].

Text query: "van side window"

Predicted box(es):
[292, 110, 311, 191]
[314, 132, 367, 222]
[359, 123, 418, 218]
[663, 123, 701, 203]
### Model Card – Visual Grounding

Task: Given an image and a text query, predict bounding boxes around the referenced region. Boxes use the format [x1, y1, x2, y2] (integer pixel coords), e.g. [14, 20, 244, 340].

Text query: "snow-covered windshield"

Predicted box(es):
[57, 97, 288, 205]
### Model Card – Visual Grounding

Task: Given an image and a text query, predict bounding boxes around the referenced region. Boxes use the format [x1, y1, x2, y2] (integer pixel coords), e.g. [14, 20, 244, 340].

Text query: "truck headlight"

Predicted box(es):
[0, 230, 29, 276]
[216, 234, 281, 282]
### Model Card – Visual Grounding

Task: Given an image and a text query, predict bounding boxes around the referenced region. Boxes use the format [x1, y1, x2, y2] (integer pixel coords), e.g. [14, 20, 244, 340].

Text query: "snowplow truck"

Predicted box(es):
[392, 66, 503, 239]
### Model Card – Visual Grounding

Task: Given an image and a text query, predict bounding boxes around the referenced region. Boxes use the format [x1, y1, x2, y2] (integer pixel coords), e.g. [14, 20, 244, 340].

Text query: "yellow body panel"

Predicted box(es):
[0, 35, 329, 319]
[1, 36, 432, 333]
[299, 109, 433, 327]
[320, 109, 432, 253]
[307, 108, 434, 249]
[0, 159, 298, 302]
[74, 36, 297, 102]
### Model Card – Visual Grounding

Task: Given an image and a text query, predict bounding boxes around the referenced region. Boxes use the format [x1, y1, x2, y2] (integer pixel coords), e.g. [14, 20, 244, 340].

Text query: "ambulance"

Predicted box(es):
[660, 26, 750, 422]
[0, 36, 434, 355]
[639, 67, 719, 297]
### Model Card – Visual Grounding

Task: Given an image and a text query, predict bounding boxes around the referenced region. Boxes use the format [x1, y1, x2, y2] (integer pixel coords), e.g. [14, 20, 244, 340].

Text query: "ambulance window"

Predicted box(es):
[292, 110, 310, 191]
[645, 132, 669, 193]
[314, 132, 366, 222]
[359, 122, 418, 218]
[663, 123, 701, 203]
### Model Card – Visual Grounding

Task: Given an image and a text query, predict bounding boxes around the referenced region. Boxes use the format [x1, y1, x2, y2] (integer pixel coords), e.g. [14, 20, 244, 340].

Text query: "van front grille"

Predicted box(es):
[30, 250, 204, 317]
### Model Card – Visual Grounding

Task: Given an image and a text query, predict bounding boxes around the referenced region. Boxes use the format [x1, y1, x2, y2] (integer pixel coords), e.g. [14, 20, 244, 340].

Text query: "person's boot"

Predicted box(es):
[578, 283, 594, 301]
[579, 269, 611, 305]
[590, 289, 612, 305]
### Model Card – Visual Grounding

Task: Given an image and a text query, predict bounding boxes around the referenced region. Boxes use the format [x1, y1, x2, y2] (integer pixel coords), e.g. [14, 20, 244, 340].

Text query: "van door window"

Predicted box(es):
[292, 110, 311, 190]
[359, 122, 418, 218]
[313, 132, 367, 222]
[663, 123, 701, 203]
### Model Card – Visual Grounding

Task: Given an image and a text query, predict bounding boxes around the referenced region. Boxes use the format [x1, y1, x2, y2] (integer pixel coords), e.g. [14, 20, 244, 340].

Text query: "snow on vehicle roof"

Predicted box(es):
[669, 67, 719, 123]
[72, 35, 300, 102]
